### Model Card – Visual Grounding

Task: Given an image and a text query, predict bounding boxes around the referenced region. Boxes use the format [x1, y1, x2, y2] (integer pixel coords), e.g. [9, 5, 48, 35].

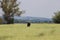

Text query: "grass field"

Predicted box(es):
[0, 24, 60, 40]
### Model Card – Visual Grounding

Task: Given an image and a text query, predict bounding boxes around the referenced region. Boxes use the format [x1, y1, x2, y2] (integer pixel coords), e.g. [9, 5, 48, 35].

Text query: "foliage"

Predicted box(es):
[52, 11, 60, 23]
[0, 0, 24, 24]
[0, 18, 3, 24]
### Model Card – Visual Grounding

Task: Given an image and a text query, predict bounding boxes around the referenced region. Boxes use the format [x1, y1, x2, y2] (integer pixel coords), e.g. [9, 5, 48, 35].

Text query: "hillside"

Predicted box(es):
[14, 16, 52, 23]
[0, 16, 52, 23]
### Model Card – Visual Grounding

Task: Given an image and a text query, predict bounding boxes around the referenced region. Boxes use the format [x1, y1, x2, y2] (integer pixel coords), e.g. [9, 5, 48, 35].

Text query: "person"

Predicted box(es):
[27, 22, 31, 27]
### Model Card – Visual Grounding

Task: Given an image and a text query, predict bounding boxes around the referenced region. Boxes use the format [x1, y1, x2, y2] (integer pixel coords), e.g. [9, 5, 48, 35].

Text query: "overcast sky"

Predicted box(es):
[0, 0, 60, 18]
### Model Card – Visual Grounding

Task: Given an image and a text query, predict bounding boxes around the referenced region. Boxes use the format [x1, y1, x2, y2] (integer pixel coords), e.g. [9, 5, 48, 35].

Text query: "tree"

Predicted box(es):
[0, 0, 24, 24]
[52, 11, 60, 23]
[0, 18, 3, 24]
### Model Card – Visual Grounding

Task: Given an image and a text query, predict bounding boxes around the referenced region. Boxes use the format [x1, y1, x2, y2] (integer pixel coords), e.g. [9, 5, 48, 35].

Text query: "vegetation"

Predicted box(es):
[0, 18, 3, 24]
[0, 0, 23, 24]
[0, 24, 60, 40]
[52, 11, 60, 23]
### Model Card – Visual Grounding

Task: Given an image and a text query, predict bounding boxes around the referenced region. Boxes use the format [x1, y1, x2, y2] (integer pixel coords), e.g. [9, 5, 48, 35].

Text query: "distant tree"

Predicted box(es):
[0, 0, 24, 24]
[0, 18, 3, 24]
[52, 11, 60, 23]
[44, 21, 48, 23]
[48, 21, 52, 23]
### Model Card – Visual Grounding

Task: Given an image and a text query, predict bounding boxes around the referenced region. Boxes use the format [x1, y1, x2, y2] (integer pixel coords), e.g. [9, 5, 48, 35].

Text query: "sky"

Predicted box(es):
[0, 0, 60, 18]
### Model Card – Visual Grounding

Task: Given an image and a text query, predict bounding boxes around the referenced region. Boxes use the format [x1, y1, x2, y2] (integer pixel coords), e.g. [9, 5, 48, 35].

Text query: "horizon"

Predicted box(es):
[0, 15, 51, 19]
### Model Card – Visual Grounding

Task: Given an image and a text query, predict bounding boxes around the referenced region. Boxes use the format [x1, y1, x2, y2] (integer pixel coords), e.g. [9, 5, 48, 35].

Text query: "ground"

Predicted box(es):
[0, 24, 60, 40]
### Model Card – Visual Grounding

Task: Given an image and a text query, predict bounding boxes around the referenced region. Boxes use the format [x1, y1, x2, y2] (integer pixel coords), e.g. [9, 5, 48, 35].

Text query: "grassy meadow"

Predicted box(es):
[0, 24, 60, 40]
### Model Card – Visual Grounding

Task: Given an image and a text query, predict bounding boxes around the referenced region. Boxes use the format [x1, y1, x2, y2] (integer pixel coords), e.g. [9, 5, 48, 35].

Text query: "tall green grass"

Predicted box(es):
[0, 24, 60, 40]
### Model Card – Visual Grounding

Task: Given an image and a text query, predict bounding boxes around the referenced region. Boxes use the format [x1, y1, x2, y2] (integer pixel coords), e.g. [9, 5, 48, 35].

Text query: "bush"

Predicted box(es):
[52, 11, 60, 23]
[0, 18, 3, 24]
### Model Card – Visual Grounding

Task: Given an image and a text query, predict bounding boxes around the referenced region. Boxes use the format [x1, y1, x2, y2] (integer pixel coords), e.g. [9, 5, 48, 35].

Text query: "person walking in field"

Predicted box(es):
[27, 19, 31, 27]
[27, 22, 31, 27]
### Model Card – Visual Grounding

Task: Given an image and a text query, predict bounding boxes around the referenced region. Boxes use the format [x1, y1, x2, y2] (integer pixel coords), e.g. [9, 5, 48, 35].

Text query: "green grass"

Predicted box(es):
[0, 24, 60, 40]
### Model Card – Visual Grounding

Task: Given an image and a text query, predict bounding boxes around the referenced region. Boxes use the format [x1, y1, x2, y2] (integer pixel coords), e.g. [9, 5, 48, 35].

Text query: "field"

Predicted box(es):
[0, 24, 60, 40]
